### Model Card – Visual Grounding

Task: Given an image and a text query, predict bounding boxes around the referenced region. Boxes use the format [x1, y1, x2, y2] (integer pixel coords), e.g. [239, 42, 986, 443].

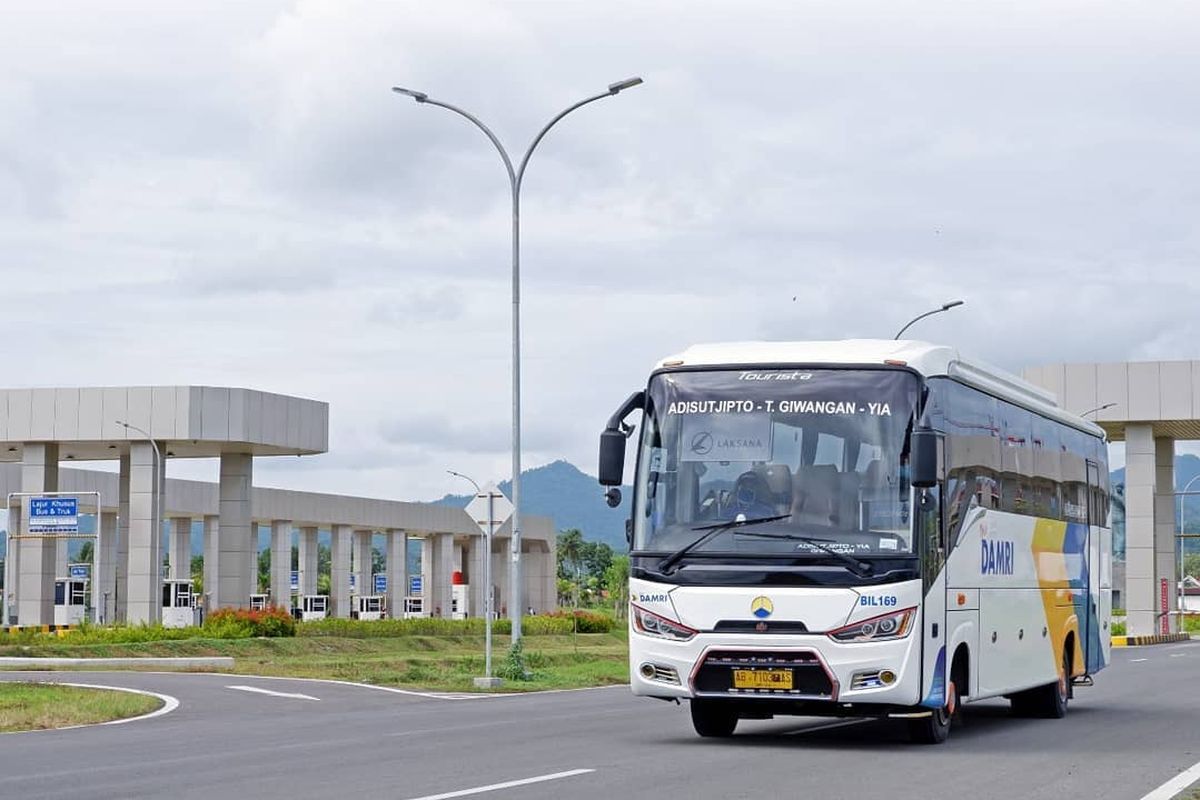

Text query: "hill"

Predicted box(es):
[436, 460, 631, 550]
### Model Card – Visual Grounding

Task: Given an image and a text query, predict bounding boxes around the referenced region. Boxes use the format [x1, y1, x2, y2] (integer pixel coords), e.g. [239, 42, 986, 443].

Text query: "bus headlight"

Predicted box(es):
[828, 607, 915, 643]
[632, 605, 697, 642]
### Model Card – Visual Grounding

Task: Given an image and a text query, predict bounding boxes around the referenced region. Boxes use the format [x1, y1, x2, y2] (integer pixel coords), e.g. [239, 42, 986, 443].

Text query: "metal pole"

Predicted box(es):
[893, 300, 965, 340]
[393, 78, 642, 644]
[485, 490, 494, 679]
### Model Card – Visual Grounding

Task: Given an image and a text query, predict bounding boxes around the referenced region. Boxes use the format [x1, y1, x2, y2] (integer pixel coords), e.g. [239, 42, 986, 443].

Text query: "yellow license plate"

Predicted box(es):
[732, 668, 793, 690]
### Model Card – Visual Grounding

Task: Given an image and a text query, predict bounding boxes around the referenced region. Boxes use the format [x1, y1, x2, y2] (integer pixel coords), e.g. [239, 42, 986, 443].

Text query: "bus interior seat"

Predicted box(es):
[791, 464, 839, 526]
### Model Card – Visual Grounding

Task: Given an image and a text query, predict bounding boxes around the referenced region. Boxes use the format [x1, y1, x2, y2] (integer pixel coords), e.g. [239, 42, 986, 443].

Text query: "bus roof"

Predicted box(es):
[656, 339, 1105, 438]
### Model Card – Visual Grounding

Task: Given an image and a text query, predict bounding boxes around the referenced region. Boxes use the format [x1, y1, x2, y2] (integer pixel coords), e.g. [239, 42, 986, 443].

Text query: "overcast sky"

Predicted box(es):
[3, 1, 1199, 499]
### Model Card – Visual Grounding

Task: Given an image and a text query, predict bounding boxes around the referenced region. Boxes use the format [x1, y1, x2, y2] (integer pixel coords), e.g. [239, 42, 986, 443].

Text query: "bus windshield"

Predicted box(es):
[633, 368, 922, 561]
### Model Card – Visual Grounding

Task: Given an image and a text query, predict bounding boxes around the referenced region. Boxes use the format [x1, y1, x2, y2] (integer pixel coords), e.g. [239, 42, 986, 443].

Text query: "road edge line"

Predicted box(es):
[1139, 759, 1200, 800]
[0, 680, 179, 734]
[403, 768, 595, 800]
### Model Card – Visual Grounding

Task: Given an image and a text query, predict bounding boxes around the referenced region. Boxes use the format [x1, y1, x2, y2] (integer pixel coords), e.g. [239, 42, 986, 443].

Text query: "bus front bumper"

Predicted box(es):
[630, 630, 922, 709]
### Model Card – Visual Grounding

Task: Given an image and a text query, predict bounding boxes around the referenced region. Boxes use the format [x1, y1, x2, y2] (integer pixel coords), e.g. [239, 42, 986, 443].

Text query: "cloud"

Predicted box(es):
[1, 0, 1199, 502]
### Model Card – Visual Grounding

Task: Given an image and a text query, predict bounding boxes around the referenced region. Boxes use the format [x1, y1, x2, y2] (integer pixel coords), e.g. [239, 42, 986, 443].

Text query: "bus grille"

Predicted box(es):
[693, 650, 835, 698]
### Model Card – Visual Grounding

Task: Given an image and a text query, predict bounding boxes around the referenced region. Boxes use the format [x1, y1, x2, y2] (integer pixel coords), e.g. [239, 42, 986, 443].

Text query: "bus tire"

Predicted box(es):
[690, 699, 738, 738]
[1011, 648, 1069, 719]
[908, 680, 955, 744]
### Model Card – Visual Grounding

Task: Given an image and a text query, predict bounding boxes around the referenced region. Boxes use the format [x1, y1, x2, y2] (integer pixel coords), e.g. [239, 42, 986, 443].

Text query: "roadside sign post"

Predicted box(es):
[465, 483, 513, 688]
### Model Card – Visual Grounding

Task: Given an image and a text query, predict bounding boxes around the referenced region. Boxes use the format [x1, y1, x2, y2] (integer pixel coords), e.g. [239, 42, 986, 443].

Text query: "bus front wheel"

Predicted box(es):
[908, 679, 955, 744]
[690, 699, 738, 738]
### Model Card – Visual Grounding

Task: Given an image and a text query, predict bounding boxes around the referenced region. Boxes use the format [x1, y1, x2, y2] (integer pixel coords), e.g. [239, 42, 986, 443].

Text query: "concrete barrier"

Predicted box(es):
[1111, 633, 1191, 647]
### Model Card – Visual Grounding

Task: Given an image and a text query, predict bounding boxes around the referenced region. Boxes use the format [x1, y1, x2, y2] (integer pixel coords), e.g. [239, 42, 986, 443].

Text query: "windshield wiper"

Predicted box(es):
[733, 530, 875, 578]
[657, 514, 791, 575]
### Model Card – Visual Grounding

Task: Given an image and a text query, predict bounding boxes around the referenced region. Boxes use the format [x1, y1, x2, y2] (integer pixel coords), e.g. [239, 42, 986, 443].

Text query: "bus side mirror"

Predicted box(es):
[911, 427, 938, 489]
[599, 429, 627, 487]
[598, 390, 645, 487]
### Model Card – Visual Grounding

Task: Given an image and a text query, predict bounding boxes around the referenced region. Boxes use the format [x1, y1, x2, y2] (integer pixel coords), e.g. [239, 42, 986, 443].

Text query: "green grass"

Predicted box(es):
[0, 683, 162, 732]
[0, 630, 632, 693]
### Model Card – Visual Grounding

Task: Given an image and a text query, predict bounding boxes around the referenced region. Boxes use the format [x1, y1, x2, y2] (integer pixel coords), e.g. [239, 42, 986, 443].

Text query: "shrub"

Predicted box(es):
[541, 609, 614, 633]
[1110, 620, 1126, 636]
[495, 639, 533, 681]
[203, 607, 296, 638]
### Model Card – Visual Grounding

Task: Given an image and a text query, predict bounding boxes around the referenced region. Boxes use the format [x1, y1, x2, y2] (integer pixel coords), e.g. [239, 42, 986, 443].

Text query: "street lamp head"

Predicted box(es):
[391, 86, 428, 103]
[607, 76, 644, 94]
[941, 300, 965, 311]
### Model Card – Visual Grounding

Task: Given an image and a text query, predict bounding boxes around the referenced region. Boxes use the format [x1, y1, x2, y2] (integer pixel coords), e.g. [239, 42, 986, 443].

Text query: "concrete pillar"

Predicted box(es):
[434, 534, 454, 618]
[125, 441, 164, 624]
[352, 529, 372, 597]
[420, 536, 433, 613]
[1154, 437, 1179, 632]
[169, 517, 191, 580]
[386, 529, 407, 619]
[467, 533, 489, 620]
[330, 524, 352, 618]
[270, 520, 293, 609]
[1125, 425, 1176, 635]
[217, 452, 253, 609]
[202, 515, 218, 612]
[55, 537, 69, 579]
[17, 443, 59, 626]
[116, 453, 130, 621]
[298, 527, 318, 596]
[248, 524, 261, 595]
[98, 511, 118, 624]
[5, 503, 21, 624]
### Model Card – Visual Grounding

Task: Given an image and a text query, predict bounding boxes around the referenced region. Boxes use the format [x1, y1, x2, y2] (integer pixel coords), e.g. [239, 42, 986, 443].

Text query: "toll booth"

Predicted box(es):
[404, 596, 427, 619]
[249, 593, 270, 611]
[298, 595, 328, 622]
[351, 595, 384, 621]
[451, 570, 469, 620]
[162, 580, 197, 628]
[53, 577, 88, 626]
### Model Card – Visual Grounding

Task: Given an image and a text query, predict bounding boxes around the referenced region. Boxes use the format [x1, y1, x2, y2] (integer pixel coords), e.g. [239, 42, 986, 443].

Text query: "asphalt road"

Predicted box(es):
[2, 641, 1199, 800]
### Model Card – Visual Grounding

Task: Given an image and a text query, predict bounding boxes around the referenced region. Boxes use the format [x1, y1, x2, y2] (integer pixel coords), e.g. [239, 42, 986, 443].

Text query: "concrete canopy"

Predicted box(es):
[1022, 361, 1200, 441]
[0, 386, 328, 460]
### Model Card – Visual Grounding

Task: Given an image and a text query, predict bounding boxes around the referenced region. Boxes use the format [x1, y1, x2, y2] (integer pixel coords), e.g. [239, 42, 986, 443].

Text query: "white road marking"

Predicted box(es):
[1139, 758, 1200, 800]
[1169, 653, 1188, 658]
[1131, 658, 1149, 662]
[402, 768, 595, 800]
[226, 685, 320, 701]
[0, 681, 179, 734]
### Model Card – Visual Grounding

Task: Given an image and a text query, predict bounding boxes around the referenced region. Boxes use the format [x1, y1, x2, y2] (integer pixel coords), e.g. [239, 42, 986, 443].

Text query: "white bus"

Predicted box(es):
[598, 340, 1111, 744]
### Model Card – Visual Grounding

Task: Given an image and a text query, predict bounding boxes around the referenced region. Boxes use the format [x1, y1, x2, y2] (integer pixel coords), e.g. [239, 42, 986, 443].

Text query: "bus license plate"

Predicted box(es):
[732, 669, 793, 690]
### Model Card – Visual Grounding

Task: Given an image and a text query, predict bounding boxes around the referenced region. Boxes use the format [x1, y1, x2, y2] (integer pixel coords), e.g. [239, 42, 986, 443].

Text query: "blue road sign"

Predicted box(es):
[68, 564, 90, 580]
[373, 574, 387, 594]
[29, 497, 79, 533]
[350, 574, 357, 592]
[290, 570, 299, 591]
[409, 576, 422, 596]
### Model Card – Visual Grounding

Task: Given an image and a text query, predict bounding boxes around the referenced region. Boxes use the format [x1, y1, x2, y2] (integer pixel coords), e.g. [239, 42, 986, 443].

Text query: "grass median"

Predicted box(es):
[0, 627, 632, 693]
[0, 683, 162, 732]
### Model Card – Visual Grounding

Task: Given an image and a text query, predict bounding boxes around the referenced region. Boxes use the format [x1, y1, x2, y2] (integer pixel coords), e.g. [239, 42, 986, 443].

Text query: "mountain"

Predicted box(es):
[437, 460, 631, 550]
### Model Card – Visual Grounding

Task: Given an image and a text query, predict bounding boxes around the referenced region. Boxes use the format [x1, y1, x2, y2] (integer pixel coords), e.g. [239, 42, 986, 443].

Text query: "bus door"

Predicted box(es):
[919, 436, 948, 707]
[1082, 460, 1101, 675]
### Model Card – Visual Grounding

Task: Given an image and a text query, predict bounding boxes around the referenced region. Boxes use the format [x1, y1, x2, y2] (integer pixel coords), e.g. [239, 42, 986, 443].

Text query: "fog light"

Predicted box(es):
[639, 662, 656, 680]
[879, 669, 896, 685]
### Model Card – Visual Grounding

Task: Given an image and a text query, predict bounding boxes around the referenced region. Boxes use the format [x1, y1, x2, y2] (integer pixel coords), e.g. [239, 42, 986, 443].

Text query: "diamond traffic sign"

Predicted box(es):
[464, 483, 513, 536]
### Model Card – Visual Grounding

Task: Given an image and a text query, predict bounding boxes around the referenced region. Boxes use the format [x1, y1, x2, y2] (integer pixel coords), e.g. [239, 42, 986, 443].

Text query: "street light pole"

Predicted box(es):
[1080, 403, 1117, 419]
[893, 300, 965, 340]
[394, 77, 644, 643]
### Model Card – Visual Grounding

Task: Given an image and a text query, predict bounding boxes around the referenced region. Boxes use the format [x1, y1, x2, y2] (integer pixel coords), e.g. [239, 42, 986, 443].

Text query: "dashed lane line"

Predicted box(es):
[402, 768, 595, 800]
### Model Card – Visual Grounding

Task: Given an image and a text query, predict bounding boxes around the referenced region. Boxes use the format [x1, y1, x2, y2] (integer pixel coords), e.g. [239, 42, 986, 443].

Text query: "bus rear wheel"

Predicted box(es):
[690, 699, 738, 738]
[1011, 649, 1070, 719]
[908, 680, 956, 744]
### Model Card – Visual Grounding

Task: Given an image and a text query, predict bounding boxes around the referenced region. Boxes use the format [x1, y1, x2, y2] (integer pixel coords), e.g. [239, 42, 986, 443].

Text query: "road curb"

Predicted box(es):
[0, 656, 234, 669]
[1112, 633, 1191, 647]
